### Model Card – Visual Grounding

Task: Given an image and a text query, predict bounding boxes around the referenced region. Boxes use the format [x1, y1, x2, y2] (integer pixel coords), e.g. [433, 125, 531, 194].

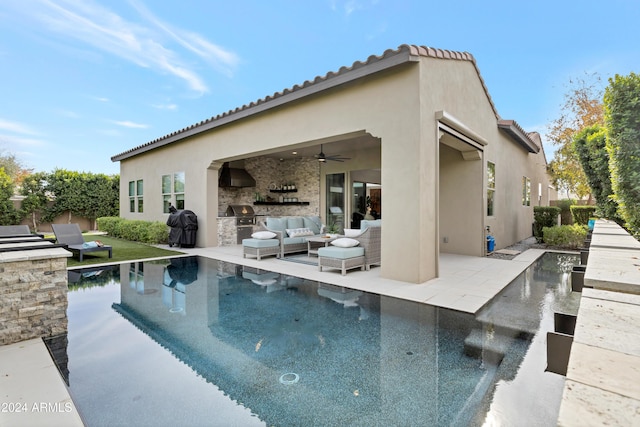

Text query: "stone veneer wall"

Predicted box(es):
[218, 157, 321, 217]
[0, 251, 70, 345]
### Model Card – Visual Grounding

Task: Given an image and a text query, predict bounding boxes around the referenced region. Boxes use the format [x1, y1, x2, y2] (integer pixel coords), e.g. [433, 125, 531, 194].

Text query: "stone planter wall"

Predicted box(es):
[0, 249, 70, 345]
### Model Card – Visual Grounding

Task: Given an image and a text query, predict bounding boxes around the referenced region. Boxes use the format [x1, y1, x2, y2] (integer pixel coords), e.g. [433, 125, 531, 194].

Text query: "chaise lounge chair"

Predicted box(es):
[0, 225, 34, 237]
[51, 223, 112, 262]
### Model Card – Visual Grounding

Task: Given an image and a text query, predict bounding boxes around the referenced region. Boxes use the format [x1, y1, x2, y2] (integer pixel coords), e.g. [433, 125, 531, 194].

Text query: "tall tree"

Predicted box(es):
[604, 72, 640, 236]
[573, 125, 619, 221]
[0, 149, 32, 185]
[547, 73, 605, 198]
[79, 173, 119, 229]
[0, 168, 20, 225]
[43, 169, 85, 223]
[20, 172, 49, 231]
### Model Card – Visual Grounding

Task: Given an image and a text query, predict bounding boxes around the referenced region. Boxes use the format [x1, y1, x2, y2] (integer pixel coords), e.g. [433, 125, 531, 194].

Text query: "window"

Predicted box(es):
[487, 162, 495, 216]
[522, 176, 531, 206]
[162, 172, 185, 213]
[129, 180, 143, 213]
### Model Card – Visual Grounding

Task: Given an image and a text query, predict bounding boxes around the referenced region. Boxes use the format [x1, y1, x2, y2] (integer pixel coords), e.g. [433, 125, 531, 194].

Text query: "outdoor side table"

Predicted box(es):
[306, 236, 339, 257]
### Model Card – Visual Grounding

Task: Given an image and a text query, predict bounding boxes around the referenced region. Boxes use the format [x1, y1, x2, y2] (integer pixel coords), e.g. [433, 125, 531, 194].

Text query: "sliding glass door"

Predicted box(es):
[326, 173, 345, 233]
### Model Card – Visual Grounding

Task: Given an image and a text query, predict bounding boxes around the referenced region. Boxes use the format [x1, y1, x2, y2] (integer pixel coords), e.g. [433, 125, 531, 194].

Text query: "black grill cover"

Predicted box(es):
[167, 209, 198, 248]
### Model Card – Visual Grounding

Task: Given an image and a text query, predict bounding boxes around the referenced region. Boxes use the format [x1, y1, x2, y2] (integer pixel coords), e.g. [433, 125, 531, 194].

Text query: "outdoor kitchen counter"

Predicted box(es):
[217, 216, 238, 246]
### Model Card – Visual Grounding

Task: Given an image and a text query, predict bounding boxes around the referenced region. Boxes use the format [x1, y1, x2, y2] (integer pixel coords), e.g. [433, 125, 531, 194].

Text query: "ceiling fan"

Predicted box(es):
[315, 144, 350, 162]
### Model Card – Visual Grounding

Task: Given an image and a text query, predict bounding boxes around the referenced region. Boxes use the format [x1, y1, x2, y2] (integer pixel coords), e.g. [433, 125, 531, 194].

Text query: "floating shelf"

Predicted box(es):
[269, 189, 298, 193]
[254, 201, 309, 206]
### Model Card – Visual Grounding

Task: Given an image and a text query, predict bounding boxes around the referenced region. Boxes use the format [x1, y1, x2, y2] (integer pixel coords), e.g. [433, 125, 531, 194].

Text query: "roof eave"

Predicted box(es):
[497, 120, 540, 153]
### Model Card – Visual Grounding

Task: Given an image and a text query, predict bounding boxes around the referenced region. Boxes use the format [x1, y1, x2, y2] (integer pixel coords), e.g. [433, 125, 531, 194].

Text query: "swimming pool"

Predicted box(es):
[49, 253, 579, 426]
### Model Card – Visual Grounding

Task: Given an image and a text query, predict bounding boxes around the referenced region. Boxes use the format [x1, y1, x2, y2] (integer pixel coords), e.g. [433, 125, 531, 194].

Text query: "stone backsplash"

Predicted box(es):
[218, 156, 321, 217]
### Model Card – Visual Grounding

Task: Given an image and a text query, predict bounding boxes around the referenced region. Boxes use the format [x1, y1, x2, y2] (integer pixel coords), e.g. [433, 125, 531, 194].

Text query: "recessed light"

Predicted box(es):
[292, 151, 297, 155]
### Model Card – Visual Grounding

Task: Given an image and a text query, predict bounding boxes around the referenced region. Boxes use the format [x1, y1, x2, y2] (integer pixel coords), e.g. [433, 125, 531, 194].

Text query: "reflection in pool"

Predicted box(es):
[52, 253, 579, 426]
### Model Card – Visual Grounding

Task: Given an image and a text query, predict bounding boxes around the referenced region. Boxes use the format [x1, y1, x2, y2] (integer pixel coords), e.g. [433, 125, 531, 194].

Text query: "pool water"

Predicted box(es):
[50, 253, 579, 426]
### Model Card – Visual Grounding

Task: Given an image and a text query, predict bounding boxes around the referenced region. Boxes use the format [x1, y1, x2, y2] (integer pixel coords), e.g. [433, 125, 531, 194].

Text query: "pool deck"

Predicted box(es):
[557, 220, 640, 426]
[3, 223, 639, 425]
[186, 244, 548, 314]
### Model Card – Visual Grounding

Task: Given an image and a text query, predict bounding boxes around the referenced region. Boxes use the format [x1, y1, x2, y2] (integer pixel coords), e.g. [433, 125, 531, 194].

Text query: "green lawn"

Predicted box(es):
[50, 234, 185, 268]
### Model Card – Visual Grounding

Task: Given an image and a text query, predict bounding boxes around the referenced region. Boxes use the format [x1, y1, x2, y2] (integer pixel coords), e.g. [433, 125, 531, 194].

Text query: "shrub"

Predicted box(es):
[97, 216, 122, 235]
[555, 199, 574, 225]
[570, 206, 597, 226]
[533, 206, 560, 242]
[147, 221, 171, 244]
[542, 224, 587, 249]
[605, 72, 640, 237]
[97, 216, 169, 244]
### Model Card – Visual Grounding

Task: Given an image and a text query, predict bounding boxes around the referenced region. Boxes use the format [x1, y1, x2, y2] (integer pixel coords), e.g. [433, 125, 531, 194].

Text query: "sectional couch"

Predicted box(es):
[258, 216, 326, 258]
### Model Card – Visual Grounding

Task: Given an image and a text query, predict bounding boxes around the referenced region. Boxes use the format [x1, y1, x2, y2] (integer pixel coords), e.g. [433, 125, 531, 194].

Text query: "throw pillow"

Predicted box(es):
[331, 238, 360, 248]
[251, 231, 277, 240]
[343, 228, 362, 238]
[286, 228, 315, 238]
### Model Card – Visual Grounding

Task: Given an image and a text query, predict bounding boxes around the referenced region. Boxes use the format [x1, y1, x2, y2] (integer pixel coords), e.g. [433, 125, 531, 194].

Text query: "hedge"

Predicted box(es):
[533, 206, 560, 242]
[542, 224, 587, 249]
[570, 206, 597, 226]
[555, 199, 574, 225]
[97, 216, 169, 244]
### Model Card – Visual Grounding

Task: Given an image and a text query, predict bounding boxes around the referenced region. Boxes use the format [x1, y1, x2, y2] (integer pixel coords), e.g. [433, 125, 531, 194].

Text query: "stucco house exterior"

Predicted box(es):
[111, 44, 556, 285]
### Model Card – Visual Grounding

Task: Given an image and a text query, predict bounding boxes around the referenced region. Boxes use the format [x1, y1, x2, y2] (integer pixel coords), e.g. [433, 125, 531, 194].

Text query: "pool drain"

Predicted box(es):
[279, 372, 299, 385]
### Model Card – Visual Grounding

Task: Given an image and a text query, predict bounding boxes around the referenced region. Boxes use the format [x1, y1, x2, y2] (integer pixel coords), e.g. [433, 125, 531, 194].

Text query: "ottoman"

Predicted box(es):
[317, 246, 365, 275]
[242, 238, 280, 260]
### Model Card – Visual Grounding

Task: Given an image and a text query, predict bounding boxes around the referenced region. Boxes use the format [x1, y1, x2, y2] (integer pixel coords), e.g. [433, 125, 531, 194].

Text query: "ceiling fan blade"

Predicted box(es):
[326, 155, 350, 162]
[316, 144, 349, 162]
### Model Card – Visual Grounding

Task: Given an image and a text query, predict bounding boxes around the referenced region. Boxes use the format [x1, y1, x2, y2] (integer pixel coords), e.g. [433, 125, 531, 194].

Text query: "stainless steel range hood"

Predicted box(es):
[218, 161, 256, 188]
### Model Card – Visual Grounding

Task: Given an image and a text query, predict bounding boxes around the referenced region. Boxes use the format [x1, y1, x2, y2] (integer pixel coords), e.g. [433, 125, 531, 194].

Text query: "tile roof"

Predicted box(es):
[497, 120, 541, 153]
[111, 44, 500, 162]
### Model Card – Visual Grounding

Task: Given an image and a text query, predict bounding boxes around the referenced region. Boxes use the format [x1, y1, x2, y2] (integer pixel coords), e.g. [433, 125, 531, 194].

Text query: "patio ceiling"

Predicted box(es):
[248, 132, 380, 161]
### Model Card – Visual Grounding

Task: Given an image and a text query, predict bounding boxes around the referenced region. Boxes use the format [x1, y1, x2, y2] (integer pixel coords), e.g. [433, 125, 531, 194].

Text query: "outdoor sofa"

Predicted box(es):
[258, 216, 326, 258]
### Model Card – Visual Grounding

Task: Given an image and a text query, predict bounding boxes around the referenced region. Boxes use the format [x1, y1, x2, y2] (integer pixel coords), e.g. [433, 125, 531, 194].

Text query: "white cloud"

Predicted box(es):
[129, 0, 240, 77]
[112, 120, 149, 129]
[0, 134, 45, 147]
[0, 119, 39, 135]
[57, 109, 81, 119]
[330, 0, 378, 16]
[14, 0, 240, 94]
[152, 103, 177, 110]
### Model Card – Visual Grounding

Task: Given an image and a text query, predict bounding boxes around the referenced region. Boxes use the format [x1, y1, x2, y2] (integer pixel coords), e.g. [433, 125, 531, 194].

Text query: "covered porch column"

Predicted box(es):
[201, 161, 221, 247]
[379, 124, 439, 284]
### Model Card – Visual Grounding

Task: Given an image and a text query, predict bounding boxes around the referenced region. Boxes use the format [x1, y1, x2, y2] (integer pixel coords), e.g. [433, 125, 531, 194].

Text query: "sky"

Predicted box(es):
[1, 0, 638, 176]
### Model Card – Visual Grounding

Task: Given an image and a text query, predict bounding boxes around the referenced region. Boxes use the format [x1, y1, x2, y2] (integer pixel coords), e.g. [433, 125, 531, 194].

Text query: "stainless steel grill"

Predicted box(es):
[226, 205, 256, 243]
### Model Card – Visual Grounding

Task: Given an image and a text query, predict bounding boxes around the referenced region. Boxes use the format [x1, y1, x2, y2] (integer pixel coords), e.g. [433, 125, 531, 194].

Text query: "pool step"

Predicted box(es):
[463, 327, 528, 364]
